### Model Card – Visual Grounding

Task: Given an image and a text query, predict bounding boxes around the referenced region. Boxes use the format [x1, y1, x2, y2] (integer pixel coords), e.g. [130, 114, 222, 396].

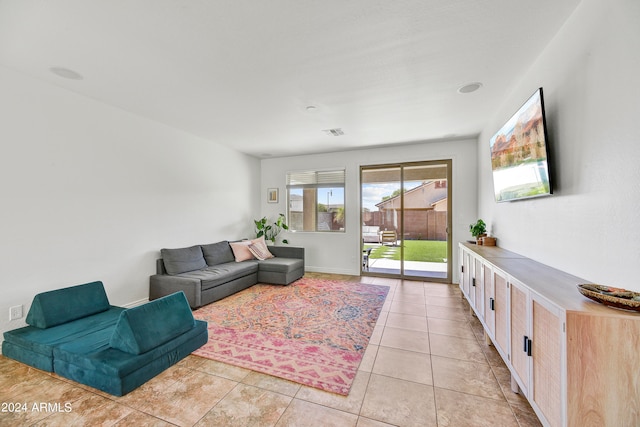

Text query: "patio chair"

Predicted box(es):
[379, 230, 397, 246]
[362, 247, 373, 270]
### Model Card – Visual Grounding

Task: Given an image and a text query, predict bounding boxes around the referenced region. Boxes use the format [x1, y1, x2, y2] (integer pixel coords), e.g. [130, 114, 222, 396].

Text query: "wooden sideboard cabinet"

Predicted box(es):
[459, 242, 640, 427]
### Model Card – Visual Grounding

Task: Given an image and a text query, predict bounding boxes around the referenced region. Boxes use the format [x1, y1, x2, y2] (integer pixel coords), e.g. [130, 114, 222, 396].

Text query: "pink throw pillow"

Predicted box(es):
[229, 241, 255, 262]
[248, 236, 274, 260]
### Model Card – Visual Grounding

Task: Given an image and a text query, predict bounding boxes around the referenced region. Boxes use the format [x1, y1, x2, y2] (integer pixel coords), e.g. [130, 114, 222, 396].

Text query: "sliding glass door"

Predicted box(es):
[361, 160, 452, 282]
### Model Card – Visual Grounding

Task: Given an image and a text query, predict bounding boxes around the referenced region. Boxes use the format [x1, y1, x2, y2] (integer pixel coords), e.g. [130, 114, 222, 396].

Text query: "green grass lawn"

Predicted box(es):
[364, 240, 448, 262]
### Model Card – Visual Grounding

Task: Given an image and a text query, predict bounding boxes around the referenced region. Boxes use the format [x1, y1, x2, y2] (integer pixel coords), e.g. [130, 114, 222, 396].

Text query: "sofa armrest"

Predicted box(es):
[149, 274, 201, 308]
[156, 259, 167, 275]
[269, 246, 304, 260]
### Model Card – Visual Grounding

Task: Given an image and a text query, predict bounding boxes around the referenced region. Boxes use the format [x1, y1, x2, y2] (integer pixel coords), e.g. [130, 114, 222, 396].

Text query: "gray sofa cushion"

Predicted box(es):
[160, 246, 207, 275]
[258, 257, 304, 273]
[176, 261, 259, 291]
[201, 241, 235, 266]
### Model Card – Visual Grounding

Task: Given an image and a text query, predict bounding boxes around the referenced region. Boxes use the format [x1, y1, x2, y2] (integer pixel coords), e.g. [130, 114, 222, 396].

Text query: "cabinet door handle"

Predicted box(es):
[490, 298, 495, 311]
[523, 336, 533, 356]
[472, 278, 476, 287]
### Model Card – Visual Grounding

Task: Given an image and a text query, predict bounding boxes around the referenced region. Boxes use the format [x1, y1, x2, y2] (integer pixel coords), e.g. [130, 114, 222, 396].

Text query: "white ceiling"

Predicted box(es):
[0, 0, 581, 158]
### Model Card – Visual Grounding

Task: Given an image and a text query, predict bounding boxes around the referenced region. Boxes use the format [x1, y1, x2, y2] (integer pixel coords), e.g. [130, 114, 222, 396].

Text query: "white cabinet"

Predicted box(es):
[530, 294, 564, 427]
[509, 277, 531, 396]
[473, 257, 484, 318]
[509, 277, 565, 426]
[492, 267, 509, 358]
[458, 242, 640, 427]
[459, 246, 472, 299]
[482, 262, 495, 340]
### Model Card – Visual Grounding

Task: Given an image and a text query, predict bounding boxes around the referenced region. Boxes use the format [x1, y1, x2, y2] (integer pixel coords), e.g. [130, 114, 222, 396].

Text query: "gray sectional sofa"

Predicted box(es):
[149, 240, 304, 308]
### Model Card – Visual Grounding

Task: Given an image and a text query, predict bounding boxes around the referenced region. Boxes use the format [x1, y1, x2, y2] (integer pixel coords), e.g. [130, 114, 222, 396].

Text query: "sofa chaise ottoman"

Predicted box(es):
[149, 239, 305, 308]
[2, 281, 207, 396]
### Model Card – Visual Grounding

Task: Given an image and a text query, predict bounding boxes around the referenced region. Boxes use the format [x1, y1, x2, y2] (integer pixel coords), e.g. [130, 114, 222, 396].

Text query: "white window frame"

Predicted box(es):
[286, 169, 346, 233]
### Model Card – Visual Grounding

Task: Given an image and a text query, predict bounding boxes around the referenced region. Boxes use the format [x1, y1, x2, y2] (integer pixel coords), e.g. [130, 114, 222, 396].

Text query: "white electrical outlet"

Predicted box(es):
[9, 305, 23, 320]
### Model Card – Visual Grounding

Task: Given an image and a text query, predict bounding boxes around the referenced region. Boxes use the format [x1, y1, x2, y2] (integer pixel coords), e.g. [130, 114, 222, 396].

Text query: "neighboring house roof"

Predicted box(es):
[430, 196, 447, 208]
[375, 180, 447, 210]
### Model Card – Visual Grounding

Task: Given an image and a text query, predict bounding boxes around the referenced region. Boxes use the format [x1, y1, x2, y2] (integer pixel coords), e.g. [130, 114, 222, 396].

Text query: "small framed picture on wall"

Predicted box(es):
[267, 188, 278, 203]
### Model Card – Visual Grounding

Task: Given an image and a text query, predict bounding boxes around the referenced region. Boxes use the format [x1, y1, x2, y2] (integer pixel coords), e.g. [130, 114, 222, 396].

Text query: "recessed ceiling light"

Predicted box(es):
[323, 128, 344, 136]
[457, 82, 482, 94]
[50, 67, 84, 80]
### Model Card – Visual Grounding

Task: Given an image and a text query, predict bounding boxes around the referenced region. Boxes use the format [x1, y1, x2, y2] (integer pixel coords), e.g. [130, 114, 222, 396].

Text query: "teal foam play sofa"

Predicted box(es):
[2, 281, 207, 396]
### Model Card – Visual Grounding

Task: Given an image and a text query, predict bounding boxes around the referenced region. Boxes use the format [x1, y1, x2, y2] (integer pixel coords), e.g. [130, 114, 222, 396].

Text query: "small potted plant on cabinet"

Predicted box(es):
[469, 219, 487, 245]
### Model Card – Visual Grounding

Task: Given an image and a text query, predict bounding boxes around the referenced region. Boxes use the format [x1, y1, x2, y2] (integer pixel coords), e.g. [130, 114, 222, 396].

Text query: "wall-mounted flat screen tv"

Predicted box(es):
[489, 87, 552, 202]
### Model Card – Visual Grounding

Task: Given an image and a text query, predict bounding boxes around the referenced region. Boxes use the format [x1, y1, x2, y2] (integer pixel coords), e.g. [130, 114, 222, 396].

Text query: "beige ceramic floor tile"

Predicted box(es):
[358, 344, 379, 373]
[191, 356, 251, 381]
[425, 295, 466, 309]
[429, 333, 488, 364]
[491, 365, 531, 408]
[176, 354, 205, 369]
[512, 405, 543, 427]
[426, 304, 472, 321]
[374, 310, 389, 326]
[435, 387, 519, 427]
[275, 399, 358, 427]
[295, 371, 370, 415]
[1, 367, 53, 399]
[384, 312, 428, 332]
[32, 394, 133, 427]
[356, 417, 396, 427]
[389, 300, 427, 316]
[360, 374, 437, 427]
[195, 383, 292, 427]
[392, 292, 426, 304]
[423, 283, 461, 297]
[379, 326, 430, 354]
[427, 317, 476, 340]
[431, 356, 503, 400]
[113, 410, 176, 426]
[242, 371, 301, 397]
[116, 366, 188, 410]
[484, 344, 508, 367]
[372, 346, 432, 385]
[368, 324, 384, 345]
[138, 369, 237, 426]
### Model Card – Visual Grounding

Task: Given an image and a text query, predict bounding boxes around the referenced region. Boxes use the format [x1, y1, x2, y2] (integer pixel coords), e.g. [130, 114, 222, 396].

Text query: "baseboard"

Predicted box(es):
[122, 298, 149, 308]
[304, 266, 361, 276]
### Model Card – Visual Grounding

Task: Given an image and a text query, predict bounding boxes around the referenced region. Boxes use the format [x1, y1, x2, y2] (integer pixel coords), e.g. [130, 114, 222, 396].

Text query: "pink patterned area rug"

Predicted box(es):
[192, 277, 389, 395]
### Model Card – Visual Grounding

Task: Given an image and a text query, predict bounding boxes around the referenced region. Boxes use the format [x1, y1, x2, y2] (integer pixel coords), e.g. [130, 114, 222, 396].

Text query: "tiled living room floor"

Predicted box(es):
[0, 273, 542, 427]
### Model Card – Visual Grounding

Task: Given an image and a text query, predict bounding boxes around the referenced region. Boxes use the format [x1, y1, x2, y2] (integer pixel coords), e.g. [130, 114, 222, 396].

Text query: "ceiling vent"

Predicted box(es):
[323, 128, 344, 136]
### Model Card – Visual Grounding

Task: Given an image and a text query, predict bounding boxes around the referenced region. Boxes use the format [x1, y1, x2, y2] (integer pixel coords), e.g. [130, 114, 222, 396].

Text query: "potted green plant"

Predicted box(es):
[254, 213, 289, 244]
[469, 219, 487, 244]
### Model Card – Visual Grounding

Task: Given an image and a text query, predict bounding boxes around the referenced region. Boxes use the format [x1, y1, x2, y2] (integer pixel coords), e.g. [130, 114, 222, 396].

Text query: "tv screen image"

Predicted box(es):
[489, 88, 552, 202]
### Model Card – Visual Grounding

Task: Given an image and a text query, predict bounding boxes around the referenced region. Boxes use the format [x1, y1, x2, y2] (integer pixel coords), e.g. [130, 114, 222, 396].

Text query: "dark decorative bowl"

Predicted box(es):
[577, 284, 640, 312]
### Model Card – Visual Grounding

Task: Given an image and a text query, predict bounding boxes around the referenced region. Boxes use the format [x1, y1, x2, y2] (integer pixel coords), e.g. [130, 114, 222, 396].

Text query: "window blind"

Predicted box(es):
[286, 169, 345, 188]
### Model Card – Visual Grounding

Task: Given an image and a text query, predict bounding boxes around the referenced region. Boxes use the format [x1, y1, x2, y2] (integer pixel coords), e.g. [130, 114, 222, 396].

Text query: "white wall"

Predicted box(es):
[478, 0, 640, 290]
[0, 66, 260, 340]
[260, 139, 478, 280]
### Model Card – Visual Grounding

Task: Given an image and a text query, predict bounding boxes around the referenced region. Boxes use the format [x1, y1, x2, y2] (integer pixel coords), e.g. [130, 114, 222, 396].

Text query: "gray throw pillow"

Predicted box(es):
[160, 245, 207, 275]
[201, 241, 235, 266]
